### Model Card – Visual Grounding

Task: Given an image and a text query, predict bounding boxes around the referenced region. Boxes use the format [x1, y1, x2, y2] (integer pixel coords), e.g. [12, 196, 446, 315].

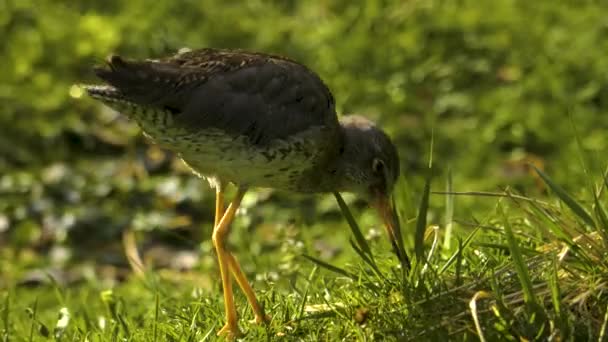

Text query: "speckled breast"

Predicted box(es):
[137, 113, 328, 192]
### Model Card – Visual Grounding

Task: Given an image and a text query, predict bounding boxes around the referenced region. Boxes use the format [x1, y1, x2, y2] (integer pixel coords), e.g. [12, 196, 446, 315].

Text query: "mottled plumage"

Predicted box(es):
[90, 48, 337, 143]
[86, 48, 347, 192]
[83, 47, 404, 338]
[85, 48, 399, 196]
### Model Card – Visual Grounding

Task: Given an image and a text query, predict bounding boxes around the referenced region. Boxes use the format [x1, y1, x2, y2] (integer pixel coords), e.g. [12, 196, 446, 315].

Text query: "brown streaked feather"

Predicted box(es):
[92, 48, 338, 146]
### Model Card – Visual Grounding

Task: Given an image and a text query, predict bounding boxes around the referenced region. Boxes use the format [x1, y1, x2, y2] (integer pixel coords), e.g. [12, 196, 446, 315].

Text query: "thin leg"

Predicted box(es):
[226, 253, 269, 324]
[216, 186, 268, 325]
[213, 187, 246, 338]
[215, 186, 225, 228]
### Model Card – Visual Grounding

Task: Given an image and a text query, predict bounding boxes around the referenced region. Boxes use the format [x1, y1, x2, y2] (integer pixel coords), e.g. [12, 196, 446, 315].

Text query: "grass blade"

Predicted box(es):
[333, 192, 376, 266]
[301, 255, 355, 279]
[443, 167, 454, 250]
[549, 255, 569, 338]
[593, 193, 608, 242]
[604, 165, 608, 196]
[27, 298, 38, 342]
[532, 165, 595, 227]
[423, 225, 439, 272]
[390, 196, 410, 271]
[296, 266, 317, 320]
[153, 292, 159, 342]
[469, 291, 491, 342]
[600, 304, 608, 342]
[549, 257, 560, 315]
[348, 239, 385, 279]
[415, 170, 431, 263]
[2, 292, 9, 340]
[498, 202, 537, 307]
[439, 225, 480, 274]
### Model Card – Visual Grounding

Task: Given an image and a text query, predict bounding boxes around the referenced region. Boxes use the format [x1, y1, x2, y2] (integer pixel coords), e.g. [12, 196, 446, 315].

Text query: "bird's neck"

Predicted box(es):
[315, 130, 356, 193]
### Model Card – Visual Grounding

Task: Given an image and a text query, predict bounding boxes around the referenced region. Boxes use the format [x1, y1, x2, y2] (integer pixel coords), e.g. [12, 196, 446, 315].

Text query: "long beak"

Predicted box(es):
[373, 194, 410, 271]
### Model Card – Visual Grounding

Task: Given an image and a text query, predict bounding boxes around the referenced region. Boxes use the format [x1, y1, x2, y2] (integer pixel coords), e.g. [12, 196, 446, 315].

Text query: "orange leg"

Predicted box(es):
[213, 187, 246, 338]
[226, 253, 269, 324]
[214, 185, 225, 228]
[213, 187, 269, 330]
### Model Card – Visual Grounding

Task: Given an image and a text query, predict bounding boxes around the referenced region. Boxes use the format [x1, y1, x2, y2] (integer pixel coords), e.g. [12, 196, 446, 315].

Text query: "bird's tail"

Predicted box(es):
[85, 55, 188, 111]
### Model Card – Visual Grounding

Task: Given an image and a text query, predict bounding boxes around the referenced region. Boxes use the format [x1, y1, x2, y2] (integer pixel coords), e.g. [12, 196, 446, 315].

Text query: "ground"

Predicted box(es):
[1, 1, 608, 340]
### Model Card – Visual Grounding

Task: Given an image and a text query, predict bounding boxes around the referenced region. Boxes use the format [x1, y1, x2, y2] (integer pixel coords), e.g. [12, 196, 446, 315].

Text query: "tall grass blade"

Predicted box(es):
[392, 176, 415, 272]
[394, 174, 416, 227]
[415, 170, 431, 263]
[569, 111, 594, 185]
[526, 201, 574, 243]
[301, 255, 355, 279]
[391, 196, 410, 271]
[296, 266, 317, 320]
[439, 226, 480, 274]
[593, 193, 608, 240]
[532, 165, 595, 227]
[549, 256, 569, 338]
[498, 202, 537, 307]
[524, 200, 596, 264]
[443, 167, 454, 250]
[333, 192, 376, 266]
[348, 239, 385, 279]
[421, 225, 439, 275]
[455, 238, 463, 285]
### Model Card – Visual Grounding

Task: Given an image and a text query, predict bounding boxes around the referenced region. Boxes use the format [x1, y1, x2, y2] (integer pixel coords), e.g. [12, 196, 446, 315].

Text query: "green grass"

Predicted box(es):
[2, 164, 608, 340]
[3, 0, 608, 340]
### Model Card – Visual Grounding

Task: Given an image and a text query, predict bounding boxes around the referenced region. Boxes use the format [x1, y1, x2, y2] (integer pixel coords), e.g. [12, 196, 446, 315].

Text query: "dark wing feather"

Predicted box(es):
[93, 48, 339, 145]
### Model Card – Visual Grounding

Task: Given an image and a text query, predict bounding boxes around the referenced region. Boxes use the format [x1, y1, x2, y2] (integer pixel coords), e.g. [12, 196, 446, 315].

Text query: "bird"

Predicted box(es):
[83, 47, 405, 338]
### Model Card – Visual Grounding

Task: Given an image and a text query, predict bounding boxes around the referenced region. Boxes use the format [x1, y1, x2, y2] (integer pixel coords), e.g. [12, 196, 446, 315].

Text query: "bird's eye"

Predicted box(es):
[372, 158, 385, 174]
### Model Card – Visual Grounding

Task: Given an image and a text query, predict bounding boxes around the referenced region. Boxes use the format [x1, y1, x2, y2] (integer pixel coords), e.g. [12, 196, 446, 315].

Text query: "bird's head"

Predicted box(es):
[337, 115, 400, 198]
[334, 115, 406, 266]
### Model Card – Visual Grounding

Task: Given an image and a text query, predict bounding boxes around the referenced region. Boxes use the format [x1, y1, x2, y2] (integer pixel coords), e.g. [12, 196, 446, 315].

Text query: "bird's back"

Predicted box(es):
[85, 48, 342, 191]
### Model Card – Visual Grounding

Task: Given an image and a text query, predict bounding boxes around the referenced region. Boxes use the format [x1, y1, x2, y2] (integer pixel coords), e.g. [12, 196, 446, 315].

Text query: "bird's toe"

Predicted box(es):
[250, 313, 271, 325]
[217, 323, 242, 339]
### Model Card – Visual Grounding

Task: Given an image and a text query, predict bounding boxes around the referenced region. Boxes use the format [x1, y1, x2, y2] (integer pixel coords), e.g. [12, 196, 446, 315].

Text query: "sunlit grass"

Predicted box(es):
[2, 1, 608, 339]
[3, 160, 608, 340]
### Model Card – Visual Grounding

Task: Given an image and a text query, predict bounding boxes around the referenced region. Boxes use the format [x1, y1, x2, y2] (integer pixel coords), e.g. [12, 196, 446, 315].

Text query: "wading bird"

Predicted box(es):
[84, 48, 405, 338]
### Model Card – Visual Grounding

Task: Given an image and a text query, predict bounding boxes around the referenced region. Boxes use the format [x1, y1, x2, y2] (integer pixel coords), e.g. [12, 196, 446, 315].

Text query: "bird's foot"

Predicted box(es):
[250, 313, 271, 325]
[217, 322, 242, 339]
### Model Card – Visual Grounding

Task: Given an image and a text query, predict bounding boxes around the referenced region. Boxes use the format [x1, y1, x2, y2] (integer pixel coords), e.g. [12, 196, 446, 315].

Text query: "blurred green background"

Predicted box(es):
[1, 0, 607, 285]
